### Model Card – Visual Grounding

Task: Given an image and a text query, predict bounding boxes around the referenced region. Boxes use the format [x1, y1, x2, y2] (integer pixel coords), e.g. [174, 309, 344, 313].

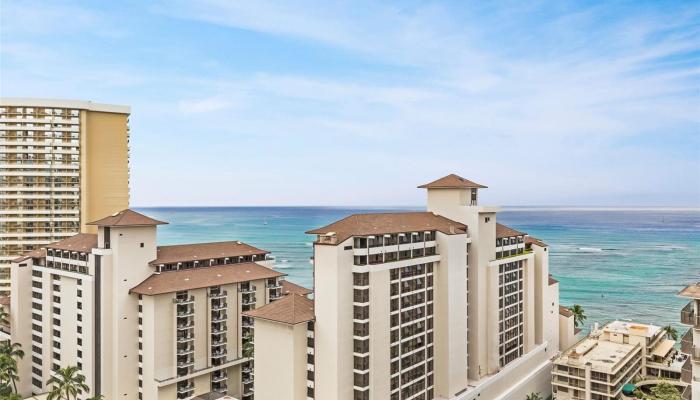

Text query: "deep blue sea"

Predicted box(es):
[136, 207, 699, 333]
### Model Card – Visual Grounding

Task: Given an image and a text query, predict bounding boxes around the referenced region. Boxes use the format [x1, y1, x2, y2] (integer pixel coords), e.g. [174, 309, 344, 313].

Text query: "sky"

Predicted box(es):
[1, 1, 699, 207]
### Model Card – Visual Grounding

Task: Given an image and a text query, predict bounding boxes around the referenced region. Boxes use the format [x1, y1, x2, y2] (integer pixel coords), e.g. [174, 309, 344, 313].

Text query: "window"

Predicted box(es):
[485, 217, 490, 223]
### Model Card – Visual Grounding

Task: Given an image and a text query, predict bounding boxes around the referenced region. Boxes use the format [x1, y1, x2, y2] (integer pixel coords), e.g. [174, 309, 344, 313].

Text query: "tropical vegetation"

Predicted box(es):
[570, 304, 587, 328]
[46, 365, 90, 400]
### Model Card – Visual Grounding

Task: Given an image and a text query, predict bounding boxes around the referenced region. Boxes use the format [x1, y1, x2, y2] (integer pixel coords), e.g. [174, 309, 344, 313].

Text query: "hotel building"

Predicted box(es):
[0, 98, 130, 295]
[679, 282, 700, 400]
[10, 208, 303, 400]
[552, 320, 688, 400]
[246, 174, 573, 400]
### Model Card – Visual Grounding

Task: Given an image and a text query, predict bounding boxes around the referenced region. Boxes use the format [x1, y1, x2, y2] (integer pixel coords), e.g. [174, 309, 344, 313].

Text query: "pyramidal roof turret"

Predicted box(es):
[417, 174, 487, 189]
[87, 209, 168, 227]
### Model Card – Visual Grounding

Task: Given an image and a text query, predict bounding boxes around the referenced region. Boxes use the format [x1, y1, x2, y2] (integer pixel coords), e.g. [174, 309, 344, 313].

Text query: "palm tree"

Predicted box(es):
[47, 366, 89, 400]
[526, 393, 543, 400]
[0, 354, 19, 395]
[242, 338, 254, 359]
[0, 341, 23, 393]
[663, 324, 678, 341]
[570, 304, 587, 328]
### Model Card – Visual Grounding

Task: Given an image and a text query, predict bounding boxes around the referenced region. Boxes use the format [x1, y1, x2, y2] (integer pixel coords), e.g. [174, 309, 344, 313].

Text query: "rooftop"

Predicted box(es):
[45, 233, 98, 253]
[556, 336, 640, 373]
[496, 223, 526, 238]
[678, 282, 700, 299]
[130, 262, 284, 296]
[281, 280, 313, 297]
[417, 173, 487, 189]
[87, 209, 168, 227]
[603, 320, 661, 339]
[0, 97, 131, 114]
[525, 236, 547, 247]
[11, 247, 46, 263]
[307, 212, 467, 244]
[549, 275, 559, 286]
[244, 293, 314, 325]
[150, 241, 269, 265]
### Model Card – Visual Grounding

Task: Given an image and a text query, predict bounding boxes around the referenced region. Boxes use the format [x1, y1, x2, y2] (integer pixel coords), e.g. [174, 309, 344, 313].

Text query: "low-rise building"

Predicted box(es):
[552, 320, 687, 400]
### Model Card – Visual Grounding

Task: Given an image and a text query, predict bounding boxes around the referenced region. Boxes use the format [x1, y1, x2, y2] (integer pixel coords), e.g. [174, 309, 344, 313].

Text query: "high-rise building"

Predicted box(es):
[0, 98, 130, 295]
[679, 282, 700, 400]
[247, 174, 573, 400]
[552, 320, 687, 400]
[10, 208, 305, 400]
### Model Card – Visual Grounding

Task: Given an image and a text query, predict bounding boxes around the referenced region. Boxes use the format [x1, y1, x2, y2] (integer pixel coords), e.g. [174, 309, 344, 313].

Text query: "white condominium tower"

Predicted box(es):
[0, 98, 130, 295]
[11, 209, 305, 400]
[247, 174, 574, 400]
[679, 282, 700, 400]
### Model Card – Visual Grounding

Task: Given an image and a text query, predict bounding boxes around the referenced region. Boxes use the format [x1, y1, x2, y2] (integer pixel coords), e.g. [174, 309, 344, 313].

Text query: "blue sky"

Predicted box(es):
[1, 1, 699, 206]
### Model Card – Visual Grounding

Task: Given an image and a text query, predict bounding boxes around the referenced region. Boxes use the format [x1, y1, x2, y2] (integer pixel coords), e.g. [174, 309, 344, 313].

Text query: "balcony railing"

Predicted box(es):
[681, 302, 699, 327]
[176, 384, 195, 394]
[208, 290, 228, 299]
[174, 296, 195, 304]
[681, 329, 693, 354]
[691, 346, 700, 363]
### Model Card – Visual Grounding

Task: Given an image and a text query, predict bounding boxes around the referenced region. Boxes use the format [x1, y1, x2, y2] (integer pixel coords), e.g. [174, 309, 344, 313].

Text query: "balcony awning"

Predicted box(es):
[652, 339, 675, 358]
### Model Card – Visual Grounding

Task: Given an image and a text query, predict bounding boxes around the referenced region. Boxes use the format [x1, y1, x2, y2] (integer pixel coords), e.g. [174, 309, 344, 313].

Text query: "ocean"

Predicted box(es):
[136, 206, 700, 333]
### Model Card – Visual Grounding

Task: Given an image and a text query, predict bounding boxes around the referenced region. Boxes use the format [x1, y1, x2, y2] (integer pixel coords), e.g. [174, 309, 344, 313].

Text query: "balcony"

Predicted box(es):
[691, 346, 700, 363]
[211, 301, 227, 311]
[176, 308, 195, 318]
[176, 334, 194, 343]
[209, 290, 228, 299]
[242, 296, 256, 306]
[212, 312, 227, 323]
[177, 346, 194, 356]
[239, 285, 256, 294]
[177, 359, 195, 368]
[681, 329, 693, 354]
[176, 321, 194, 330]
[212, 350, 227, 359]
[680, 302, 700, 328]
[212, 326, 228, 335]
[211, 372, 228, 383]
[174, 296, 194, 305]
[176, 384, 194, 394]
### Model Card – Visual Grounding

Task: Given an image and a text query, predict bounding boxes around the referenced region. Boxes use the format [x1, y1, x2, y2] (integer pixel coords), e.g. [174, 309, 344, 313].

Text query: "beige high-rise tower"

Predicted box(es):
[0, 98, 130, 294]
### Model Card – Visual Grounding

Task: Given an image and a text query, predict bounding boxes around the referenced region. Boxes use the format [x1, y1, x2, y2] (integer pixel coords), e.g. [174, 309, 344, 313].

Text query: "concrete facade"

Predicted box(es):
[1, 98, 130, 295]
[10, 209, 285, 400]
[250, 175, 574, 400]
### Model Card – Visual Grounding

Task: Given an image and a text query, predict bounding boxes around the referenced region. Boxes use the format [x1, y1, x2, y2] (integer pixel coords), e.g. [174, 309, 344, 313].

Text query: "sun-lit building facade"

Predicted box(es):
[248, 174, 572, 400]
[0, 98, 130, 295]
[10, 208, 303, 400]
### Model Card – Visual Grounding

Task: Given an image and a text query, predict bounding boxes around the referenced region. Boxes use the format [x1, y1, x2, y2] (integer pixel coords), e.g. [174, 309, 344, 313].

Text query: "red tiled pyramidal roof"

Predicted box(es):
[87, 209, 168, 227]
[244, 293, 315, 325]
[417, 174, 487, 189]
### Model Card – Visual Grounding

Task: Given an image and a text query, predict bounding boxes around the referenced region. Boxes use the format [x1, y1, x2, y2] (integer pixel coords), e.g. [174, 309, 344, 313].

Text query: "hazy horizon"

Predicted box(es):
[2, 1, 698, 207]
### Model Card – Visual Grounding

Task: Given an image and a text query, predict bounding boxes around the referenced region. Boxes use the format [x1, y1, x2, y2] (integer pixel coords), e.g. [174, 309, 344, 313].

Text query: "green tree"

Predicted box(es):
[0, 341, 23, 394]
[662, 325, 678, 341]
[641, 381, 682, 400]
[570, 304, 587, 328]
[242, 337, 254, 359]
[47, 366, 89, 400]
[526, 393, 543, 400]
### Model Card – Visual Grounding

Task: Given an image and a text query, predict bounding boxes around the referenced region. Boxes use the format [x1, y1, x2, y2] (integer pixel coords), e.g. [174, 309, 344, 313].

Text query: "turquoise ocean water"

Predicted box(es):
[136, 207, 699, 333]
